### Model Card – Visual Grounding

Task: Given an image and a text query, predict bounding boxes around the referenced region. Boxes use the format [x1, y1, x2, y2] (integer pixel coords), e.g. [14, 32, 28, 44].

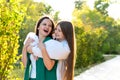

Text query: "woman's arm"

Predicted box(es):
[22, 45, 27, 67]
[45, 40, 70, 59]
[38, 40, 55, 70]
[22, 37, 33, 67]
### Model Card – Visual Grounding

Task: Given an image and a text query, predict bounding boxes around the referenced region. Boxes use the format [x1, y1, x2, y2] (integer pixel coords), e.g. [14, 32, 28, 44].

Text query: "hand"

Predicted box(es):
[27, 45, 33, 54]
[33, 54, 38, 60]
[25, 38, 34, 47]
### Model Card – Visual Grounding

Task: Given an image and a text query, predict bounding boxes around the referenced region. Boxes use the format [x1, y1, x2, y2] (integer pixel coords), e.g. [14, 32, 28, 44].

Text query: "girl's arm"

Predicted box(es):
[45, 40, 70, 59]
[38, 40, 55, 70]
[22, 45, 28, 67]
[22, 37, 33, 67]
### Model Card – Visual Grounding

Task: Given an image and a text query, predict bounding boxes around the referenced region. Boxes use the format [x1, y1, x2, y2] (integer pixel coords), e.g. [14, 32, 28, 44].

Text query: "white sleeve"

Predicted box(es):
[32, 40, 70, 60]
[23, 32, 40, 56]
[23, 32, 39, 46]
[45, 40, 70, 60]
[32, 46, 42, 57]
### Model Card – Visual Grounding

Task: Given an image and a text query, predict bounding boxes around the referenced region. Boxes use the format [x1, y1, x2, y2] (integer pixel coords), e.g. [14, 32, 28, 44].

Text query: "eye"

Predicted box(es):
[55, 28, 61, 32]
[43, 23, 46, 26]
[58, 28, 61, 32]
[48, 25, 52, 28]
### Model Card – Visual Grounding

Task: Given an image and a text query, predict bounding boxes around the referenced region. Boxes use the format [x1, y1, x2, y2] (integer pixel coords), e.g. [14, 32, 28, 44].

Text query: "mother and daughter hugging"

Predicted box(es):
[22, 16, 76, 80]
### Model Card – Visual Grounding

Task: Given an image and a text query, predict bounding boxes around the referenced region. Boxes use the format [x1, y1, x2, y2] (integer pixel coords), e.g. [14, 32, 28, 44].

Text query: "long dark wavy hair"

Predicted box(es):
[35, 16, 54, 38]
[57, 21, 75, 80]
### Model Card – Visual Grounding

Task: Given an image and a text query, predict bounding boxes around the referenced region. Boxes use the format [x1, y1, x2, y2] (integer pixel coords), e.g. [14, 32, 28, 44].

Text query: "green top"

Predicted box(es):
[24, 37, 58, 80]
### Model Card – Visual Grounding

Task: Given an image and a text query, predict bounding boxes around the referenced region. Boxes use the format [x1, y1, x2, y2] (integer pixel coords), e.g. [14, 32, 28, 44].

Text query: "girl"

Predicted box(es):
[22, 16, 56, 80]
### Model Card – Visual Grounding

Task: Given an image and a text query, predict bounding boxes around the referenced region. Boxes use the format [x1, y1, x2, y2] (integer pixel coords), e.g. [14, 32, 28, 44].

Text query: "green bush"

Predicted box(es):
[8, 63, 24, 80]
[75, 26, 107, 68]
[0, 0, 25, 79]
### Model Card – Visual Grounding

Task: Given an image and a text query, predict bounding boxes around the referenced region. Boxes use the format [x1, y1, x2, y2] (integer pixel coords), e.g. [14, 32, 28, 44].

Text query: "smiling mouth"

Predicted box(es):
[44, 30, 48, 33]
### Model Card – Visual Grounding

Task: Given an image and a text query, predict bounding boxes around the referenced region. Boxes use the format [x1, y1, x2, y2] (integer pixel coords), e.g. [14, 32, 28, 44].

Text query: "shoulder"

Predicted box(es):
[27, 32, 38, 40]
[27, 32, 35, 36]
[45, 39, 61, 44]
[61, 40, 70, 51]
[43, 37, 52, 43]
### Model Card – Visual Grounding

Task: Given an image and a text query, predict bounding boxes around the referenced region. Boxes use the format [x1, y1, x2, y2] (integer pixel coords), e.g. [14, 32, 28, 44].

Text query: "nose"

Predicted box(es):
[45, 25, 49, 29]
[46, 25, 49, 27]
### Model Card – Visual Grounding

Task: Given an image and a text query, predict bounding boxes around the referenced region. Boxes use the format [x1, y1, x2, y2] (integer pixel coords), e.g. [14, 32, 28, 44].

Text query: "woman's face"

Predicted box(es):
[38, 19, 52, 37]
[55, 25, 65, 41]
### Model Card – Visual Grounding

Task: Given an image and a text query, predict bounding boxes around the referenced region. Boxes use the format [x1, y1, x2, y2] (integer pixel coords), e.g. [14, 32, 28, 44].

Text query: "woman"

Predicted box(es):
[22, 16, 56, 80]
[54, 21, 75, 80]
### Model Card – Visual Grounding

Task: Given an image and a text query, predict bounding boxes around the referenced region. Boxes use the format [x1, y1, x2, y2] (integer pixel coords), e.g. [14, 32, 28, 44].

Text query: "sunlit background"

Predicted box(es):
[1, 0, 120, 80]
[34, 0, 120, 20]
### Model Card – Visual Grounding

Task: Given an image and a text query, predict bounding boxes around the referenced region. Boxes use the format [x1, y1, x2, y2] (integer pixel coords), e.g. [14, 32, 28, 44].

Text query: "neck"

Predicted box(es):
[39, 34, 46, 42]
[57, 39, 65, 42]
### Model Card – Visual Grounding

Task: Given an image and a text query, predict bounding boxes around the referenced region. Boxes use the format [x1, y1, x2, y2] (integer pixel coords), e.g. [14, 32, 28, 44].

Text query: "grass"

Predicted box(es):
[9, 67, 24, 80]
[103, 54, 116, 60]
[74, 67, 88, 76]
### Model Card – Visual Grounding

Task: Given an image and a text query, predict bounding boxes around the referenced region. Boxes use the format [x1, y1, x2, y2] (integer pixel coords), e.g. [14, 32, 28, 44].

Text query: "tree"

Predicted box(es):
[94, 0, 120, 54]
[18, 1, 56, 55]
[73, 0, 120, 69]
[0, 0, 26, 79]
[74, 0, 84, 10]
[53, 11, 60, 24]
[94, 0, 109, 16]
[73, 2, 106, 68]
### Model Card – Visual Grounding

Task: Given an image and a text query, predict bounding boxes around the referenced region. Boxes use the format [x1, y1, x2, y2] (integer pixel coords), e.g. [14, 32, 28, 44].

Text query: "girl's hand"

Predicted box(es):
[33, 54, 38, 60]
[25, 38, 34, 53]
[27, 45, 33, 54]
[24, 38, 31, 47]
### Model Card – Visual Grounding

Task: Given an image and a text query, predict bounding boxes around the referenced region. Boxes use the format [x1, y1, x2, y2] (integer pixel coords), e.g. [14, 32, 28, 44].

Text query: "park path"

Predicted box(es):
[74, 55, 120, 80]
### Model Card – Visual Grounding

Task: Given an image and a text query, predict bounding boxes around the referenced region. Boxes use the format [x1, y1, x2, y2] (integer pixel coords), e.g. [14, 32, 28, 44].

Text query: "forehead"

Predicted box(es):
[41, 19, 52, 24]
[56, 25, 61, 29]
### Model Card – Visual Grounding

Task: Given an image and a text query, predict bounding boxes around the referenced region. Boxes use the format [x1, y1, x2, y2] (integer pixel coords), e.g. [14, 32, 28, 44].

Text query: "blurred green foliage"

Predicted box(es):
[73, 0, 120, 68]
[0, 0, 26, 79]
[1, 0, 120, 79]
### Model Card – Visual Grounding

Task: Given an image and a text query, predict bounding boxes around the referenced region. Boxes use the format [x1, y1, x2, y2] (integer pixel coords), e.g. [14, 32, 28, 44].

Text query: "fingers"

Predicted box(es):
[26, 38, 34, 45]
[27, 37, 34, 43]
[33, 55, 38, 60]
[27, 45, 33, 54]
[24, 38, 32, 48]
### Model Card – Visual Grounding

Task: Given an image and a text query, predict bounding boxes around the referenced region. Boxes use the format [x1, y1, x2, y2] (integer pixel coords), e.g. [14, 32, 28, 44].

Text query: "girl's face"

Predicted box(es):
[55, 25, 65, 41]
[38, 19, 52, 37]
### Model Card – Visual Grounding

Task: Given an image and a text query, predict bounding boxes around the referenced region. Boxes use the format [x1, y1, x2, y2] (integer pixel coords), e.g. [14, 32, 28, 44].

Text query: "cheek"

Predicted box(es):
[58, 33, 62, 37]
[61, 34, 64, 38]
[38, 26, 42, 31]
[49, 27, 52, 33]
[39, 28, 42, 32]
[61, 33, 65, 38]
